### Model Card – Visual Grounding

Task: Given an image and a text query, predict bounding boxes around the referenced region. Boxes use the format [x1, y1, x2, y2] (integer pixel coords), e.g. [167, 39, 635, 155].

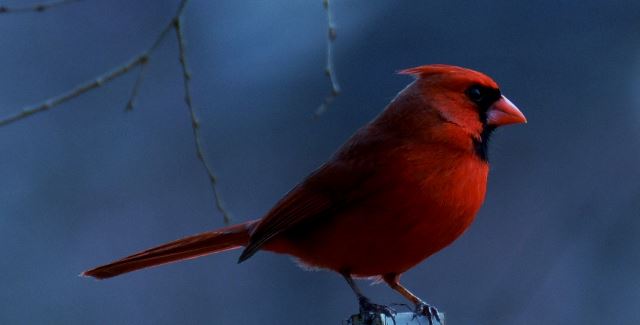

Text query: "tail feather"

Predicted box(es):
[83, 221, 255, 279]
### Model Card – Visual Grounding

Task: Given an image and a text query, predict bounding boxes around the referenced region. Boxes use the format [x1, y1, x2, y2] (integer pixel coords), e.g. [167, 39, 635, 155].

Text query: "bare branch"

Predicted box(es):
[315, 0, 340, 116]
[173, 10, 233, 225]
[0, 0, 82, 14]
[0, 55, 146, 127]
[0, 0, 233, 224]
[0, 0, 181, 126]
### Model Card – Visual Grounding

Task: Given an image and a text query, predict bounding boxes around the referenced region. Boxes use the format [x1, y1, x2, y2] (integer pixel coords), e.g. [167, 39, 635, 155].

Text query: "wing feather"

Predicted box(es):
[237, 127, 396, 263]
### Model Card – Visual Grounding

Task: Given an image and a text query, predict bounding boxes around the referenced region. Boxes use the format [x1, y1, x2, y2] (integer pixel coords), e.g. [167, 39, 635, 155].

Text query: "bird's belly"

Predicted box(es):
[304, 209, 475, 276]
[268, 175, 486, 276]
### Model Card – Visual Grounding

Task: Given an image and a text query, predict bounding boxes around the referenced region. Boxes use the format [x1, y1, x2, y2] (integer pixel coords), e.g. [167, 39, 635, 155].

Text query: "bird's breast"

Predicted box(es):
[271, 150, 490, 276]
[408, 154, 489, 253]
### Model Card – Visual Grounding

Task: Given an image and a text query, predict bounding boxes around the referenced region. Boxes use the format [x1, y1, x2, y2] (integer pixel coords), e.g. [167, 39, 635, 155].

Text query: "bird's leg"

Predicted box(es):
[342, 273, 396, 321]
[383, 274, 441, 325]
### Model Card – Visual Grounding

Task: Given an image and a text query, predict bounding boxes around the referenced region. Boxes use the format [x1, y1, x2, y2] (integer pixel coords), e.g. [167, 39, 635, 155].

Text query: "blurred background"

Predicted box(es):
[1, 0, 639, 324]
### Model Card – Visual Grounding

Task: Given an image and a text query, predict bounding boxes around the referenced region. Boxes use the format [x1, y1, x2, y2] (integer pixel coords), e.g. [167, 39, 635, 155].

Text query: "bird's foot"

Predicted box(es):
[358, 296, 396, 323]
[414, 302, 442, 325]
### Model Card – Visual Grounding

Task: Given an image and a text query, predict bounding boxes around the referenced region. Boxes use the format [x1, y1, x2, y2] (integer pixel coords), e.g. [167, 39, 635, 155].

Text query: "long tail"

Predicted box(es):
[83, 221, 256, 279]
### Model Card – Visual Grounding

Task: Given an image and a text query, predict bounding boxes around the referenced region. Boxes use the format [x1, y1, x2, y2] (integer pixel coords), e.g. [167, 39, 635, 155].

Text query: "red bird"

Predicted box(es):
[84, 64, 526, 323]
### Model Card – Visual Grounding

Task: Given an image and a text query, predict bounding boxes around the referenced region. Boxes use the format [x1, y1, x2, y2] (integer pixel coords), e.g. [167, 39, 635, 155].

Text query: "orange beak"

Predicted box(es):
[487, 96, 527, 126]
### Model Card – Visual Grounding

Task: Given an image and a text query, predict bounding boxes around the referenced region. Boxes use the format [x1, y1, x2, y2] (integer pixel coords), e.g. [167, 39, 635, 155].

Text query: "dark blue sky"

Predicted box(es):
[1, 0, 639, 324]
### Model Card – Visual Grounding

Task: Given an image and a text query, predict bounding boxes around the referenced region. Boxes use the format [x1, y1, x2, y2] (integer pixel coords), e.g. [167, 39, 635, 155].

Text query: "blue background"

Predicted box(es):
[1, 0, 640, 324]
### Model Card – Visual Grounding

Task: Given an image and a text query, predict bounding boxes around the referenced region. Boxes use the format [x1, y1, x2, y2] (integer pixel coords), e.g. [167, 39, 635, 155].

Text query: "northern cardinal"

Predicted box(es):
[84, 64, 526, 323]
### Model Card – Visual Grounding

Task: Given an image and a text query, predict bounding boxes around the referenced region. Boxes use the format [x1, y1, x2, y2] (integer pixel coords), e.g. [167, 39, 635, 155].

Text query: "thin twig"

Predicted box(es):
[125, 61, 148, 111]
[0, 55, 146, 127]
[315, 0, 340, 116]
[173, 10, 232, 225]
[0, 1, 179, 126]
[124, 12, 178, 111]
[0, 0, 82, 14]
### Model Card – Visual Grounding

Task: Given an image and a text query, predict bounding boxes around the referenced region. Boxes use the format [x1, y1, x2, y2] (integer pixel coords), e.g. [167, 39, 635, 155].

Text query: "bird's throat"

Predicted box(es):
[473, 125, 495, 162]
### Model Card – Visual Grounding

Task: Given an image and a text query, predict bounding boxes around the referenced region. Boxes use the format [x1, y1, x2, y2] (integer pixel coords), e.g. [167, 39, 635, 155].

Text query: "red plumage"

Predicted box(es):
[83, 64, 526, 319]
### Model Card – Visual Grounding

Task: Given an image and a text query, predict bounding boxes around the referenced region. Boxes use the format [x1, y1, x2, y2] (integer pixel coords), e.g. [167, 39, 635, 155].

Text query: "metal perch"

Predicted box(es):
[345, 311, 445, 325]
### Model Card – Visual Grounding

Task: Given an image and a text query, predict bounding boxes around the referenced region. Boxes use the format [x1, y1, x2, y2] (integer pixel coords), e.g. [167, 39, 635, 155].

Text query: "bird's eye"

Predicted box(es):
[467, 86, 484, 103]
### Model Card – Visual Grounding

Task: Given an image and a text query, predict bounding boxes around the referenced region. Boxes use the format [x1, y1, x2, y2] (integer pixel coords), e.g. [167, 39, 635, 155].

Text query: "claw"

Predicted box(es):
[358, 297, 396, 324]
[415, 302, 442, 325]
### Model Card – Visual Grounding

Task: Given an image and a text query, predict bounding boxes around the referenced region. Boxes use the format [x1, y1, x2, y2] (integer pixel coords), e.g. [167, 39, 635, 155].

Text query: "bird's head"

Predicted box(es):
[401, 64, 526, 132]
[397, 64, 526, 160]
